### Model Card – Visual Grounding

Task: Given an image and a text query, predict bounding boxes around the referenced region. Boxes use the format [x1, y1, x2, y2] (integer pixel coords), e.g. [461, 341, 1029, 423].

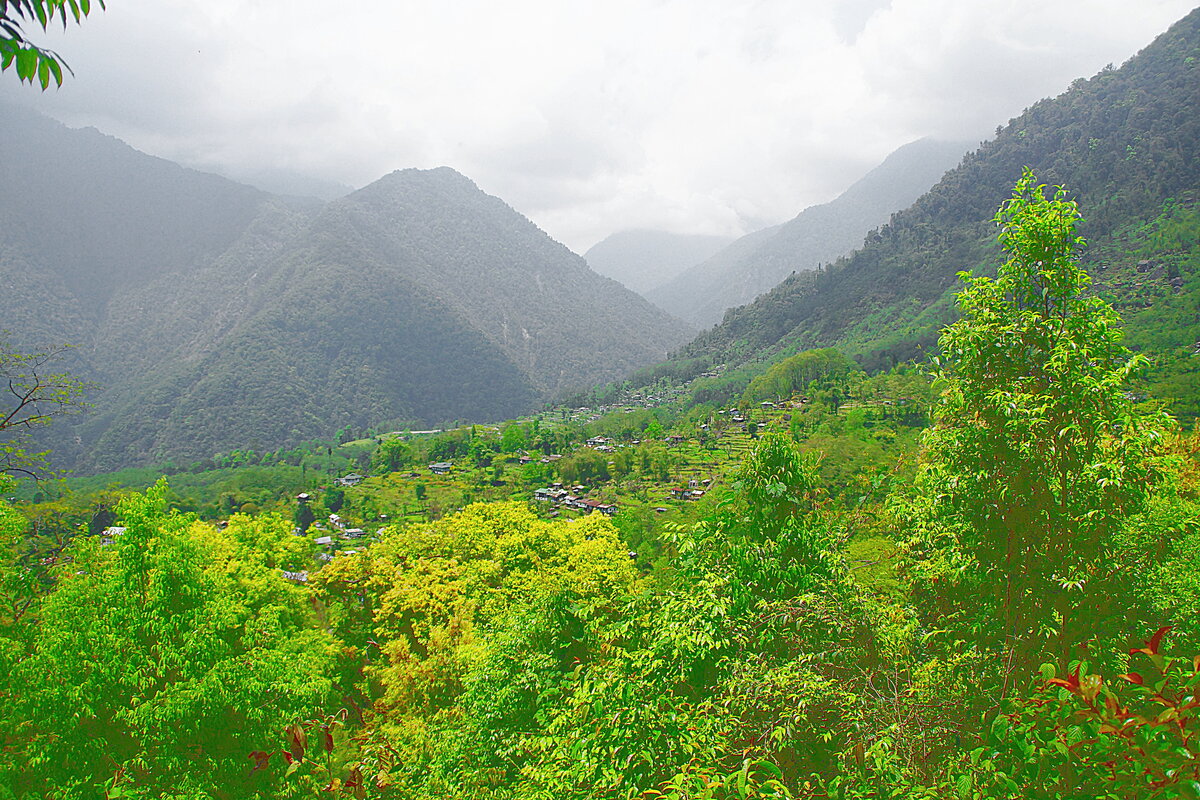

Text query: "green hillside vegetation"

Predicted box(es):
[6, 172, 1199, 797]
[671, 9, 1200, 425]
[8, 8, 1200, 798]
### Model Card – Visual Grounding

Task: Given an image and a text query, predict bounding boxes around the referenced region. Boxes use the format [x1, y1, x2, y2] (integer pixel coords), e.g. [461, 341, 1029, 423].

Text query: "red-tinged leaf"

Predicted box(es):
[323, 729, 334, 753]
[346, 767, 366, 800]
[1119, 672, 1145, 686]
[248, 750, 271, 772]
[281, 751, 295, 765]
[286, 723, 306, 761]
[1048, 664, 1082, 694]
[1132, 626, 1173, 657]
[1193, 654, 1200, 673]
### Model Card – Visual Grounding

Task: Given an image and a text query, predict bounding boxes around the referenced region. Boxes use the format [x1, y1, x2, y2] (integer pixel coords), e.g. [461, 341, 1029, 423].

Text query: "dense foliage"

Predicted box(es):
[5, 171, 1200, 799]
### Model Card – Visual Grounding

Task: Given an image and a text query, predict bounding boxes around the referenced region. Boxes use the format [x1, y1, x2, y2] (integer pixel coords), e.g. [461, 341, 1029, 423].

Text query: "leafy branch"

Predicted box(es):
[0, 0, 105, 88]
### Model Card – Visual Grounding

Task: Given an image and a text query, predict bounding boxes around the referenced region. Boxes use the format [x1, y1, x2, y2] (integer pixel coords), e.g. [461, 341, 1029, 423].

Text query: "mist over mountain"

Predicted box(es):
[645, 138, 972, 327]
[673, 7, 1200, 390]
[0, 107, 690, 470]
[216, 166, 355, 201]
[583, 230, 735, 296]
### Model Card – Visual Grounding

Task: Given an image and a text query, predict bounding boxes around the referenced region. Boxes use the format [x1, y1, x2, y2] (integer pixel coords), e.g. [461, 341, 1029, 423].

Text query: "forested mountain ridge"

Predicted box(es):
[645, 138, 970, 327]
[0, 105, 279, 354]
[0, 109, 691, 470]
[675, 8, 1200, 374]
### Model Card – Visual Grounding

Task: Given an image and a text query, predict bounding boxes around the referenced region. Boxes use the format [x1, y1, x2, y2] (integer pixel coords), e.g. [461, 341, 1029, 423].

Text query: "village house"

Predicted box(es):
[429, 461, 453, 474]
[99, 526, 126, 546]
[580, 498, 618, 515]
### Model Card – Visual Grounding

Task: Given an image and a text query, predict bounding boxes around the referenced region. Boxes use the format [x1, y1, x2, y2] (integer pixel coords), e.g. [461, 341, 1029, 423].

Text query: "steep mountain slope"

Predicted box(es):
[647, 138, 971, 327]
[1, 110, 691, 470]
[676, 7, 1200, 378]
[583, 230, 735, 295]
[0, 104, 276, 356]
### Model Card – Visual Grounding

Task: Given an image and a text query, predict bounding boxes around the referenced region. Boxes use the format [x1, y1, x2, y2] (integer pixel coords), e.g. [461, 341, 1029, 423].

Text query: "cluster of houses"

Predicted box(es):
[533, 485, 618, 516]
[298, 506, 376, 568]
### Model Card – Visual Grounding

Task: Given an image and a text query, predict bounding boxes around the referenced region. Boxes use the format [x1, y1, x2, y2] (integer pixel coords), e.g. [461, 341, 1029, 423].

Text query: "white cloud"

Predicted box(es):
[3, 0, 1195, 251]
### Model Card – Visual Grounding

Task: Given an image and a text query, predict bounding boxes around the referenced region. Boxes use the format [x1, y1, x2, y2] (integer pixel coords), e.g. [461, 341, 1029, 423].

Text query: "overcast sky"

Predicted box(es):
[4, 1, 1196, 252]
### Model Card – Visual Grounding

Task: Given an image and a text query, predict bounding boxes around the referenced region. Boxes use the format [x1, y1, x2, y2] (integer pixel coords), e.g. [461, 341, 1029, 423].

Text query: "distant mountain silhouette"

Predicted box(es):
[646, 138, 971, 327]
[584, 230, 735, 295]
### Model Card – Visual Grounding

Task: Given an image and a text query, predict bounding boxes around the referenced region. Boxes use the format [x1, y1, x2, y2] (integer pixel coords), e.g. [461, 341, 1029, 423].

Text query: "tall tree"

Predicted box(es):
[907, 169, 1171, 675]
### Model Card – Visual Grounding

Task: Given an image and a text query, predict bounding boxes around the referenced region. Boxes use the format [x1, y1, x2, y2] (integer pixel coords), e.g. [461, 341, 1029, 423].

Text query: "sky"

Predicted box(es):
[4, 0, 1197, 253]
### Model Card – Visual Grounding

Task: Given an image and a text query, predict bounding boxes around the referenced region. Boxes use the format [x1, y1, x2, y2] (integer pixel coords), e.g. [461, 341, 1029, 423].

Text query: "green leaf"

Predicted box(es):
[16, 47, 37, 80]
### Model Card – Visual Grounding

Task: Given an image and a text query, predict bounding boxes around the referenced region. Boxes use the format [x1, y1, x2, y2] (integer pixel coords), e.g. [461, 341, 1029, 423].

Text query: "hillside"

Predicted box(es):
[582, 229, 734, 296]
[646, 138, 971, 327]
[0, 110, 691, 470]
[673, 8, 1200, 395]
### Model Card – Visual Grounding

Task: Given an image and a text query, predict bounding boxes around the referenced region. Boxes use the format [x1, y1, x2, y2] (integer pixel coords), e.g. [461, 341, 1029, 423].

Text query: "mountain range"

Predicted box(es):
[0, 109, 691, 470]
[643, 138, 971, 327]
[583, 230, 735, 296]
[670, 6, 1200, 418]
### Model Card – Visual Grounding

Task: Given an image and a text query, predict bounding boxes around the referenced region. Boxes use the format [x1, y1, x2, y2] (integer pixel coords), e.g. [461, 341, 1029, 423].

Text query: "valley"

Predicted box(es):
[4, 5, 1200, 799]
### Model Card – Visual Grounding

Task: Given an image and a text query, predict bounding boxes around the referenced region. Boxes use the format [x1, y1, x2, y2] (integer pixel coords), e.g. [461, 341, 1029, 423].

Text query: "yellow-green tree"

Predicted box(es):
[4, 481, 336, 798]
[311, 502, 640, 797]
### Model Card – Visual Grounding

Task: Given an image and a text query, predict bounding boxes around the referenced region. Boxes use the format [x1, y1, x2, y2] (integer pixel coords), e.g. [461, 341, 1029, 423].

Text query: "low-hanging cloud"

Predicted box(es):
[2, 0, 1194, 252]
